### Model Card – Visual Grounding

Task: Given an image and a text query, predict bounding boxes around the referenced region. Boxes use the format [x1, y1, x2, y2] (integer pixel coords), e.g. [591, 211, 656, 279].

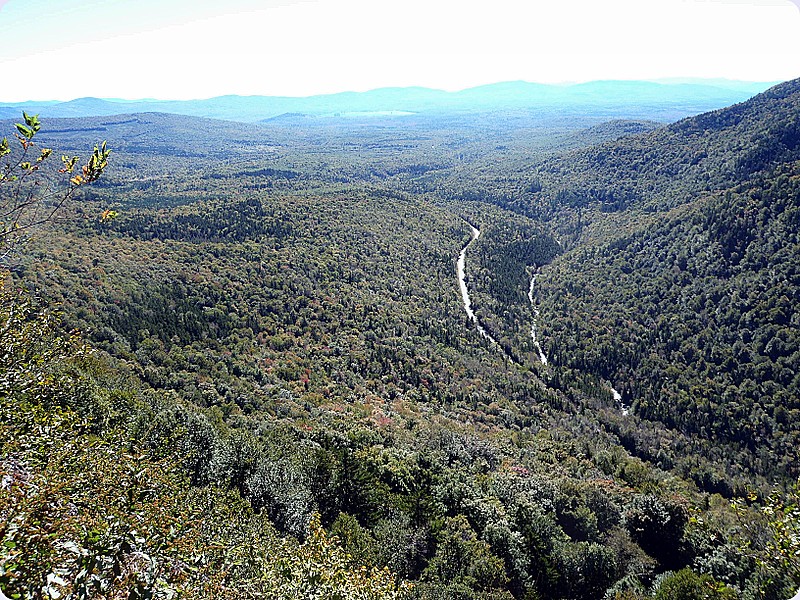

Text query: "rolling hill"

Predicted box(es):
[2, 78, 799, 600]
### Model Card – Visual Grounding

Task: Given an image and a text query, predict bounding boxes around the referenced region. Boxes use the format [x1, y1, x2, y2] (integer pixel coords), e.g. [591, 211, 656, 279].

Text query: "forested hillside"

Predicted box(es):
[2, 80, 799, 599]
[535, 165, 800, 483]
[528, 79, 800, 225]
[508, 80, 800, 485]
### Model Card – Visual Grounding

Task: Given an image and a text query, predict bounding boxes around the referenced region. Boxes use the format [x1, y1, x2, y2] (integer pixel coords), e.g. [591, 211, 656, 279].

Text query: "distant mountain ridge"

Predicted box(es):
[0, 79, 777, 123]
[534, 78, 800, 213]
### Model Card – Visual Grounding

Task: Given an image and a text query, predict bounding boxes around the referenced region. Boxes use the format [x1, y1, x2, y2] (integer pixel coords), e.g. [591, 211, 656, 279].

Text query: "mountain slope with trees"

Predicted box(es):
[526, 79, 800, 222]
[514, 80, 800, 487]
[2, 80, 800, 599]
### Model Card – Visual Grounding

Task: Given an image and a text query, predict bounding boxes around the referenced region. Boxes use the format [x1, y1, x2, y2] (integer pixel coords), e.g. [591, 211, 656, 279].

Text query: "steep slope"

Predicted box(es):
[532, 78, 800, 216]
[527, 79, 800, 483]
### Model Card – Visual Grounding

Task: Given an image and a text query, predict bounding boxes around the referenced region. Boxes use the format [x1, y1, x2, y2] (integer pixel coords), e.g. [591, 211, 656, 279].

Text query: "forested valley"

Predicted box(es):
[1, 80, 799, 599]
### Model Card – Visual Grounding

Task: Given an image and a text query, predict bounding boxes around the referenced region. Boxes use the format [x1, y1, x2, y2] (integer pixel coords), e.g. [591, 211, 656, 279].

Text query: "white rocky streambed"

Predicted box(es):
[457, 227, 627, 415]
[457, 224, 500, 347]
[528, 269, 628, 415]
[527, 273, 549, 365]
[609, 385, 629, 416]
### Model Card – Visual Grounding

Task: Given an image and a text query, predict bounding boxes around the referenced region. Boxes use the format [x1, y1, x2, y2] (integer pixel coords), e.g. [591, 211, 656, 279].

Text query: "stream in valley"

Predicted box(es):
[457, 224, 500, 348]
[527, 273, 549, 365]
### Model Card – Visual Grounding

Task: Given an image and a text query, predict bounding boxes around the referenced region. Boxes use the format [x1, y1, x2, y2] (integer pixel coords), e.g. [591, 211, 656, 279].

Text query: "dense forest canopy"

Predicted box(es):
[1, 79, 799, 599]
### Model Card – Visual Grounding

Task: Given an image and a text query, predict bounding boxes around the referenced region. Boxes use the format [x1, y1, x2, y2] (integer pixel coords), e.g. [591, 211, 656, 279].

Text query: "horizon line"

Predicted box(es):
[0, 76, 784, 106]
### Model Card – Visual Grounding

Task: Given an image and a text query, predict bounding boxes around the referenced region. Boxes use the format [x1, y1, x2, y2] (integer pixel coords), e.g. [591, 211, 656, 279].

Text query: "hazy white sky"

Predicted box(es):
[1, 0, 798, 101]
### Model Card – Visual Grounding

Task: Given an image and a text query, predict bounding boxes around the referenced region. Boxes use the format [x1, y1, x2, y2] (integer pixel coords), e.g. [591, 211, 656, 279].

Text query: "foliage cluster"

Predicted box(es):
[0, 282, 412, 599]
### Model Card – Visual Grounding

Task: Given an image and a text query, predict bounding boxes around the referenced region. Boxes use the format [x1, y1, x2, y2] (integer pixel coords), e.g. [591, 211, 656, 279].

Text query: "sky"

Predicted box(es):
[0, 0, 798, 101]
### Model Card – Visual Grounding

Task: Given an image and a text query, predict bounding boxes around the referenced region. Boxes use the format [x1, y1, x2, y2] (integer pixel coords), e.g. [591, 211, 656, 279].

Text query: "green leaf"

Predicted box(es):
[22, 111, 40, 133]
[15, 123, 33, 139]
